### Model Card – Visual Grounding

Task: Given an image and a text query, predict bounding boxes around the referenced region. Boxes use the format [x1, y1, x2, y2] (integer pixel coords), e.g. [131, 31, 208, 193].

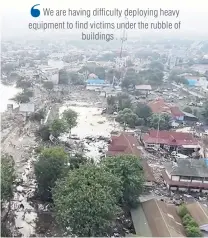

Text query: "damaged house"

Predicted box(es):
[163, 158, 208, 193]
[142, 130, 200, 155]
[107, 132, 156, 186]
[148, 98, 198, 122]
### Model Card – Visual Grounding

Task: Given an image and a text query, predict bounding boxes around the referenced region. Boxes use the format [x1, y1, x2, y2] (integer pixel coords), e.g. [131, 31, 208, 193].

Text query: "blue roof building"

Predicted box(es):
[187, 79, 197, 86]
[87, 79, 105, 85]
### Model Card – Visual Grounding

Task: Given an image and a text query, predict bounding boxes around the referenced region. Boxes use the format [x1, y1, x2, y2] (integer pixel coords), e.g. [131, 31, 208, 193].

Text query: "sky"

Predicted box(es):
[1, 0, 208, 40]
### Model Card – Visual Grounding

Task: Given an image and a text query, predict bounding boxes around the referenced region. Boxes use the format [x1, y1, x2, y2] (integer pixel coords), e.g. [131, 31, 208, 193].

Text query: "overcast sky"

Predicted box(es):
[1, 0, 208, 40]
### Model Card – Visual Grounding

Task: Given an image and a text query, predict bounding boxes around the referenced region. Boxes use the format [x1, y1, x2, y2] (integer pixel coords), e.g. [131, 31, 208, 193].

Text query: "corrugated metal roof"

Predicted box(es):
[135, 85, 152, 90]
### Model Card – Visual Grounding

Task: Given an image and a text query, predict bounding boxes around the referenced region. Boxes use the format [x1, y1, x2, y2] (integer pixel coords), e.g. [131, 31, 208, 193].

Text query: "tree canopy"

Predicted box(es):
[117, 93, 132, 111]
[16, 79, 32, 89]
[148, 113, 171, 130]
[62, 109, 78, 132]
[102, 155, 144, 208]
[34, 147, 68, 200]
[52, 164, 122, 236]
[58, 69, 69, 85]
[43, 81, 54, 90]
[149, 61, 164, 71]
[116, 108, 140, 128]
[12, 92, 30, 104]
[202, 101, 208, 124]
[50, 119, 68, 137]
[135, 103, 152, 121]
[122, 68, 137, 89]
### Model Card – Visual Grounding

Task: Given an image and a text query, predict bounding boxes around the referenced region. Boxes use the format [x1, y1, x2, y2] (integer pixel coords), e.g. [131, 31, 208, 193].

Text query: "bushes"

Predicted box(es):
[178, 204, 189, 217]
[178, 204, 203, 237]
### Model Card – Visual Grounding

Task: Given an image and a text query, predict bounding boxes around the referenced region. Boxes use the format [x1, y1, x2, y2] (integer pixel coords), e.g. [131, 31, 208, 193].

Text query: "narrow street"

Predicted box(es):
[2, 121, 39, 236]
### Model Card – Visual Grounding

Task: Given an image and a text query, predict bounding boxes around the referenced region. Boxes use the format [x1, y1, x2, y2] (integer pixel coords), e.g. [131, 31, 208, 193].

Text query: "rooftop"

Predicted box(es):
[186, 202, 208, 227]
[148, 98, 184, 117]
[131, 199, 185, 237]
[19, 103, 35, 113]
[165, 159, 208, 178]
[107, 132, 141, 157]
[86, 79, 105, 85]
[135, 84, 152, 90]
[107, 132, 155, 182]
[143, 130, 199, 146]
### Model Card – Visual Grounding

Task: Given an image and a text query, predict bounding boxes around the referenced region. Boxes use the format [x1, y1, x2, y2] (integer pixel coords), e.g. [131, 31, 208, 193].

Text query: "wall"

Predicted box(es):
[172, 176, 180, 181]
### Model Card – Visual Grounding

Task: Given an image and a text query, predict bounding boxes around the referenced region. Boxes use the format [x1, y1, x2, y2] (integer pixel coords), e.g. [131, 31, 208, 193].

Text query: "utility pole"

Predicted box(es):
[118, 17, 128, 82]
[156, 113, 161, 150]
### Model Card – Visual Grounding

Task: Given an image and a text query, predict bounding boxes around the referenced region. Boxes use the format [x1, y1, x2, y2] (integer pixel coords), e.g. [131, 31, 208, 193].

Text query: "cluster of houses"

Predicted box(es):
[106, 131, 208, 236]
[148, 98, 198, 123]
[105, 91, 208, 236]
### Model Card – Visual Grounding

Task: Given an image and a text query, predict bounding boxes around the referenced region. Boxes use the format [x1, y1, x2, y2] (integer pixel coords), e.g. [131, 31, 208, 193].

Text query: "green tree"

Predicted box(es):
[137, 118, 145, 126]
[149, 61, 164, 71]
[135, 103, 152, 122]
[30, 109, 45, 122]
[50, 119, 67, 137]
[52, 164, 122, 236]
[36, 125, 50, 141]
[95, 66, 106, 79]
[43, 81, 54, 90]
[1, 155, 15, 202]
[169, 74, 188, 85]
[122, 68, 137, 89]
[178, 204, 189, 217]
[16, 79, 32, 89]
[185, 226, 203, 237]
[116, 108, 139, 128]
[62, 109, 78, 133]
[102, 155, 144, 208]
[107, 95, 117, 113]
[34, 147, 68, 200]
[137, 69, 164, 86]
[148, 113, 171, 130]
[23, 89, 34, 97]
[202, 101, 208, 123]
[106, 69, 120, 83]
[107, 95, 117, 107]
[12, 93, 30, 104]
[117, 93, 132, 111]
[69, 72, 84, 85]
[68, 153, 90, 170]
[183, 107, 193, 114]
[58, 69, 69, 84]
[182, 214, 194, 226]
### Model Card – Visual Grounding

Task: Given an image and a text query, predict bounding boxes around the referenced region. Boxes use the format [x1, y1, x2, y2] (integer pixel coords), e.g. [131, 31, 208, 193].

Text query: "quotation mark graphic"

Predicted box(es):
[31, 4, 40, 17]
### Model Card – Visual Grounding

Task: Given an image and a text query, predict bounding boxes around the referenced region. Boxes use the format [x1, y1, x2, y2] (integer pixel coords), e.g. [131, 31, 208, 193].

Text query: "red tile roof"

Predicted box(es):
[170, 106, 184, 117]
[107, 132, 141, 156]
[148, 98, 184, 117]
[143, 130, 199, 146]
[107, 132, 155, 182]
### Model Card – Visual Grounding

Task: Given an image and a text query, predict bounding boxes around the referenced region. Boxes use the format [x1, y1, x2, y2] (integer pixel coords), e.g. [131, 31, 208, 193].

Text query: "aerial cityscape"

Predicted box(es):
[1, 1, 208, 236]
[1, 36, 208, 237]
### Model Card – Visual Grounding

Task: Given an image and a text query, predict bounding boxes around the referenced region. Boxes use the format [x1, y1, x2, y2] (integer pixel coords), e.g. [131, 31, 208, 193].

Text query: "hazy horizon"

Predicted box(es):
[1, 0, 208, 40]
